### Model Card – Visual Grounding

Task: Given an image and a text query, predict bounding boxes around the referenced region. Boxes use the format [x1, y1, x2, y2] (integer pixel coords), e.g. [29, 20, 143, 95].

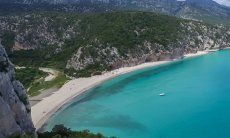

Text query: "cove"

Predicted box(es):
[44, 50, 230, 138]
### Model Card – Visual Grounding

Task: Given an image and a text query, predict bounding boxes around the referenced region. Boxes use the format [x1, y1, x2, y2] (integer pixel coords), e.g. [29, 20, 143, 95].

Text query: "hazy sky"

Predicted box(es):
[214, 0, 230, 6]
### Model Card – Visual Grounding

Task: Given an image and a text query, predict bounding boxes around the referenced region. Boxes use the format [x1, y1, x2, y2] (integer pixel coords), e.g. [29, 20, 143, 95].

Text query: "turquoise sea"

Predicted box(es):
[45, 50, 230, 138]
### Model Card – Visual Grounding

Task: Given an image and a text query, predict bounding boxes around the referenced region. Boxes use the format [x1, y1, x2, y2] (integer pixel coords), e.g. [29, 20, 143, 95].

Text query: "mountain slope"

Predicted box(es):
[0, 12, 229, 77]
[0, 0, 229, 25]
[175, 0, 230, 24]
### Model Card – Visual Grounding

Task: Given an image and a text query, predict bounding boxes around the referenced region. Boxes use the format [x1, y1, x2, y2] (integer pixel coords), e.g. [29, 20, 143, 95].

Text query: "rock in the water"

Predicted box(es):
[0, 44, 35, 137]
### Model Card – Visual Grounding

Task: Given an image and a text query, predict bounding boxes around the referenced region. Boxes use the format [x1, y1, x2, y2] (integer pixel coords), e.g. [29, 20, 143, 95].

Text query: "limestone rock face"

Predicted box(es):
[0, 44, 35, 137]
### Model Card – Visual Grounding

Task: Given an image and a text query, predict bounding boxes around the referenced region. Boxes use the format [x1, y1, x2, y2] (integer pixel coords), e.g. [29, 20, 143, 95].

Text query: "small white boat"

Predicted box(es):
[159, 93, 165, 96]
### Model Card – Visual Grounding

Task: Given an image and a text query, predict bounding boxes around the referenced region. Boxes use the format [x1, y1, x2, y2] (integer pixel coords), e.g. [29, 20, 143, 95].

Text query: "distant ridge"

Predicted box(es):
[0, 0, 229, 25]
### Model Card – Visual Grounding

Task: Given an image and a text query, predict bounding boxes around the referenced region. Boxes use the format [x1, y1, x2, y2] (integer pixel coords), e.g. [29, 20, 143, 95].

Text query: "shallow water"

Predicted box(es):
[45, 50, 230, 138]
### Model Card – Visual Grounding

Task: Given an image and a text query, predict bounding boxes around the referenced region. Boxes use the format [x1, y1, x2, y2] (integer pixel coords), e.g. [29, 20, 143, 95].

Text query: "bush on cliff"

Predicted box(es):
[37, 124, 111, 138]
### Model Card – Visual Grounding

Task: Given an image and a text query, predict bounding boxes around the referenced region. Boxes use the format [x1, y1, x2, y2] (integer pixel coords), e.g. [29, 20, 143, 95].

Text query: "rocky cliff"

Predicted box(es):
[0, 43, 35, 137]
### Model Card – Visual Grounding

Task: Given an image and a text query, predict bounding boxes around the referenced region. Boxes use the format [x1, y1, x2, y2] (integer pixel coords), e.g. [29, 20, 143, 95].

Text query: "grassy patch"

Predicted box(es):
[16, 67, 48, 88]
[28, 73, 69, 96]
[16, 67, 70, 97]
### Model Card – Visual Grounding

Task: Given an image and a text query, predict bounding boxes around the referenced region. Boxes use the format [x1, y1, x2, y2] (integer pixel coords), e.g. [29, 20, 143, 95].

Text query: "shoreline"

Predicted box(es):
[31, 51, 209, 130]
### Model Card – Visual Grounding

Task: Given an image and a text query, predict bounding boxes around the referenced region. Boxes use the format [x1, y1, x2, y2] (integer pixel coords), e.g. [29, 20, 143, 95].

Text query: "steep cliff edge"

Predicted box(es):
[0, 44, 35, 137]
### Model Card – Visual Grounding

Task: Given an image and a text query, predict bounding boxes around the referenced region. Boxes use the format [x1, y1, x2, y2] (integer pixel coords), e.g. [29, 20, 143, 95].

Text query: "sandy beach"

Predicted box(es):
[31, 51, 209, 129]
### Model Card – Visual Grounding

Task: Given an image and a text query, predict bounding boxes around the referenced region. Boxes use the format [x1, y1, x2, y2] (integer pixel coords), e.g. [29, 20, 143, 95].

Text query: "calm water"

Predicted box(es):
[45, 50, 230, 138]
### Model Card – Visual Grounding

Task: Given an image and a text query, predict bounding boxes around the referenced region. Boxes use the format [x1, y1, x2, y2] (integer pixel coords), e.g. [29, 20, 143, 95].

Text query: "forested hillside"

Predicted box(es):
[0, 12, 229, 77]
[0, 0, 229, 25]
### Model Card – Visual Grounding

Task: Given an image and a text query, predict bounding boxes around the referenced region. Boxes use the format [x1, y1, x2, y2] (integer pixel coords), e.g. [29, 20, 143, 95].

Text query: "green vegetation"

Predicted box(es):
[8, 12, 182, 74]
[10, 124, 109, 138]
[10, 134, 31, 138]
[11, 49, 68, 70]
[1, 31, 15, 54]
[65, 63, 107, 78]
[28, 72, 69, 96]
[16, 67, 48, 88]
[2, 11, 228, 78]
[37, 124, 112, 138]
[15, 67, 69, 96]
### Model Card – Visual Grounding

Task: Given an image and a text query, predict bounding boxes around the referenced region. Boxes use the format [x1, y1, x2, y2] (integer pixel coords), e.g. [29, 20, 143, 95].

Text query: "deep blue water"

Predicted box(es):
[45, 50, 230, 138]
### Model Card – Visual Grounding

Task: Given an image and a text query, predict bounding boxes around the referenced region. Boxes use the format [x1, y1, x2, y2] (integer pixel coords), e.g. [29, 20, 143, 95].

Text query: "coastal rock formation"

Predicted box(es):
[0, 44, 35, 137]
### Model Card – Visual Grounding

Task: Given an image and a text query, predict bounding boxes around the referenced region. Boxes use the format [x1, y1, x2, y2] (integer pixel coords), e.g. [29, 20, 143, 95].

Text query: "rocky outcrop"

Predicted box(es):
[0, 44, 35, 137]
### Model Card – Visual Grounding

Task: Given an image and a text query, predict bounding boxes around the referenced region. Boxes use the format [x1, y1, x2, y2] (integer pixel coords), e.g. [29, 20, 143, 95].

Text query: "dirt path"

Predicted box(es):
[39, 67, 59, 81]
